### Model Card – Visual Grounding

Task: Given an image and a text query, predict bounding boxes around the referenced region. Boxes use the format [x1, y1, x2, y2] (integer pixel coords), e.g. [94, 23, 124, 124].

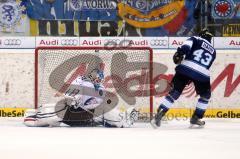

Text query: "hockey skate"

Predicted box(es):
[122, 107, 139, 127]
[189, 115, 205, 128]
[150, 108, 166, 129]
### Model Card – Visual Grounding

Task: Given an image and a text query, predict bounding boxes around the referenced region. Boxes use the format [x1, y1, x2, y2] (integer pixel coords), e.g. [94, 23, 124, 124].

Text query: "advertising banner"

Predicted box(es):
[79, 37, 169, 49]
[0, 36, 35, 48]
[36, 37, 80, 47]
[222, 24, 240, 36]
[168, 37, 188, 49]
[0, 36, 239, 49]
[214, 37, 240, 49]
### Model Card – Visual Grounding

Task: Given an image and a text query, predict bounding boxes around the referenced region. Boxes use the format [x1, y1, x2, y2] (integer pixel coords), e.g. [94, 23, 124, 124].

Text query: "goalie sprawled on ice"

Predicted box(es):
[24, 69, 138, 128]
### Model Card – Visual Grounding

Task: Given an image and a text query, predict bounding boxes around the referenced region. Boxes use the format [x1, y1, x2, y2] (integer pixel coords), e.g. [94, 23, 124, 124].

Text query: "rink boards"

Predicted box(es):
[0, 37, 240, 118]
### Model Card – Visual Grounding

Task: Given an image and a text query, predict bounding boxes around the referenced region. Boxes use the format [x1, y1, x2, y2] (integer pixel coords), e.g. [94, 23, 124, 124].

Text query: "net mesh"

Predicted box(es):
[35, 47, 153, 121]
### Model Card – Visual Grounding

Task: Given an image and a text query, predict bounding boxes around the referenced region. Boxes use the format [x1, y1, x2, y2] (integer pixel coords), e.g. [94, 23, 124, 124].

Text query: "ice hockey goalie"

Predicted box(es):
[24, 69, 138, 128]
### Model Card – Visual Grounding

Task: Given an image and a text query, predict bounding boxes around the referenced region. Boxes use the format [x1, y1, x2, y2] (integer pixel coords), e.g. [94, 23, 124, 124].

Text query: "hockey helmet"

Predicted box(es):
[199, 28, 213, 43]
[88, 69, 104, 84]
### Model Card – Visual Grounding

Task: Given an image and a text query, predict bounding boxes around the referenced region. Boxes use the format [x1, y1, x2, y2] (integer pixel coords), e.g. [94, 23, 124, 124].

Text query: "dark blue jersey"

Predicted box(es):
[175, 36, 216, 82]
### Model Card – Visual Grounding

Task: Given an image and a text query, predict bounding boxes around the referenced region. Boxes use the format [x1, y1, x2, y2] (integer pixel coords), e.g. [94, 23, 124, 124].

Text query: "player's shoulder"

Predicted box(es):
[183, 36, 198, 46]
[187, 36, 202, 41]
[194, 36, 213, 46]
[193, 36, 215, 50]
[187, 36, 198, 41]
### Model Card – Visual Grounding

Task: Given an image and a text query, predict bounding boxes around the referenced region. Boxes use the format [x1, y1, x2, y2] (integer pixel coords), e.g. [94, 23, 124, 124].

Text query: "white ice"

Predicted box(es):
[0, 118, 240, 159]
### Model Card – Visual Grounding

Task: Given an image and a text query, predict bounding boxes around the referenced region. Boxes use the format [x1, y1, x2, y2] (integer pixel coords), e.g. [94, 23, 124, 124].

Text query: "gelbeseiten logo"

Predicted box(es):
[0, 0, 25, 28]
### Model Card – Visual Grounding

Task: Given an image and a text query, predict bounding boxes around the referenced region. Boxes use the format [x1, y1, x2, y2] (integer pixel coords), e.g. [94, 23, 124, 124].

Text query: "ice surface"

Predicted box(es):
[0, 118, 240, 159]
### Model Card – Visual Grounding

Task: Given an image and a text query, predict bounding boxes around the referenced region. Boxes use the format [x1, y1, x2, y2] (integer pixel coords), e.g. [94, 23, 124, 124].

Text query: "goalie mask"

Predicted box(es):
[88, 69, 104, 84]
[199, 28, 213, 43]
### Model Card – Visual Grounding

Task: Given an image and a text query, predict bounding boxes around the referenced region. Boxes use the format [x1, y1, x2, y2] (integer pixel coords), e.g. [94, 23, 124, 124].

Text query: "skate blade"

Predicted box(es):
[150, 119, 158, 129]
[189, 124, 205, 129]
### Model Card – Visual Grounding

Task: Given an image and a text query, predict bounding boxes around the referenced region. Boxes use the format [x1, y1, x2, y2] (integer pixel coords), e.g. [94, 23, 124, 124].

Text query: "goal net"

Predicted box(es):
[35, 47, 153, 122]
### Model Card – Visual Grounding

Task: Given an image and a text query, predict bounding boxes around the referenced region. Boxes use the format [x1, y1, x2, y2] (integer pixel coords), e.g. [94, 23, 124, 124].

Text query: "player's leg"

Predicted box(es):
[151, 73, 190, 127]
[24, 96, 93, 127]
[23, 103, 64, 127]
[190, 80, 211, 126]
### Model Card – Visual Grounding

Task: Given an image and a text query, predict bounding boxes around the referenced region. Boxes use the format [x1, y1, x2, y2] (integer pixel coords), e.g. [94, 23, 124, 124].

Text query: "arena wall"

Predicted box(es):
[0, 37, 239, 118]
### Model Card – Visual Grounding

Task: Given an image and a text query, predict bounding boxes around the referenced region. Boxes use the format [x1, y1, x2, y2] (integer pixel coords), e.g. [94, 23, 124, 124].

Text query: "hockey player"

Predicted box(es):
[24, 69, 138, 128]
[151, 29, 216, 128]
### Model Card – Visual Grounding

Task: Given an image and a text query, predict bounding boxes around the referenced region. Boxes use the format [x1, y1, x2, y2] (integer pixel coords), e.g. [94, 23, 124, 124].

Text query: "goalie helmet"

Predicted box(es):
[88, 69, 104, 84]
[199, 28, 213, 43]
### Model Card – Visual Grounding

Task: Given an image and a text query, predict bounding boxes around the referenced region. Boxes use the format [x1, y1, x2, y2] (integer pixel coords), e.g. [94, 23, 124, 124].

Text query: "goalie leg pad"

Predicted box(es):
[23, 105, 63, 127]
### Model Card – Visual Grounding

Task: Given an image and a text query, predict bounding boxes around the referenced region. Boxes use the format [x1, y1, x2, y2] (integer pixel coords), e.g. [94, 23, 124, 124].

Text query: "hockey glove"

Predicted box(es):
[173, 48, 184, 64]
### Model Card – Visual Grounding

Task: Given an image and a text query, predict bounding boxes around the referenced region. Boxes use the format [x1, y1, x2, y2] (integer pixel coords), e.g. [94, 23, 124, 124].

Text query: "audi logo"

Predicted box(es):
[104, 39, 131, 47]
[150, 39, 168, 46]
[4, 39, 21, 46]
[104, 39, 121, 45]
[61, 39, 79, 46]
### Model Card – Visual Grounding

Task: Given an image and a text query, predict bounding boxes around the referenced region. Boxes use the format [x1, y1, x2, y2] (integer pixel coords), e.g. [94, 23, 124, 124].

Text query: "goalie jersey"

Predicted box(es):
[176, 36, 216, 82]
[65, 75, 105, 110]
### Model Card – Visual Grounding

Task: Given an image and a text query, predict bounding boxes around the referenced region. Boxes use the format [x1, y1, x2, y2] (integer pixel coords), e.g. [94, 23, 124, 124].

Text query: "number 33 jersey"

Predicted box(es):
[176, 36, 216, 82]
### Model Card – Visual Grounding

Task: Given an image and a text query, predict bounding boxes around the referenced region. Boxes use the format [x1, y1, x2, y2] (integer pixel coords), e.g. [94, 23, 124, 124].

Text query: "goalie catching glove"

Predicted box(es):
[173, 47, 184, 64]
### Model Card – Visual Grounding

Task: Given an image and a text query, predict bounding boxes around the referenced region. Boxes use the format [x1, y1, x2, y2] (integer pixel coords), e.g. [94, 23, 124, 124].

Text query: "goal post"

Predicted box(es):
[35, 47, 153, 121]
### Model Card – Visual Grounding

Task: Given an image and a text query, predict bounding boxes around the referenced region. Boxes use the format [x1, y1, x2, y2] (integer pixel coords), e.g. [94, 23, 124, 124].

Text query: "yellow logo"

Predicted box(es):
[118, 0, 185, 28]
[0, 108, 26, 117]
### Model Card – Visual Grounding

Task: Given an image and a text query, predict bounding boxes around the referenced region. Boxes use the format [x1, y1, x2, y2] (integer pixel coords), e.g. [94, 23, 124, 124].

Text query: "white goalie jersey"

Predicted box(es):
[24, 73, 138, 128]
[65, 75, 105, 110]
